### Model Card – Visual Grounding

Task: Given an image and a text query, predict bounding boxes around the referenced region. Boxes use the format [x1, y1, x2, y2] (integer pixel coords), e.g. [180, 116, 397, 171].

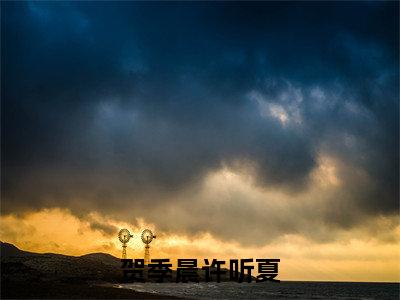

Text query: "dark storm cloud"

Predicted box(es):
[1, 2, 398, 244]
[88, 219, 118, 237]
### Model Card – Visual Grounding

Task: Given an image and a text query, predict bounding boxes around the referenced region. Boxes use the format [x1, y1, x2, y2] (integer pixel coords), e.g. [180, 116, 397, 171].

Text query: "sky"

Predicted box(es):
[1, 1, 399, 282]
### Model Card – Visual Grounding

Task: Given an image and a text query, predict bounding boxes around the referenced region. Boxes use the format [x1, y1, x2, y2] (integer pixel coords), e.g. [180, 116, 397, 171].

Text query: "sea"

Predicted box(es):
[117, 281, 399, 299]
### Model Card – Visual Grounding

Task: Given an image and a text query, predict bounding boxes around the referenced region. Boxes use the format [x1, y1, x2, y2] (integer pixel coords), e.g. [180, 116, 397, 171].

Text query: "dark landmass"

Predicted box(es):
[1, 242, 181, 299]
[1, 241, 256, 299]
[1, 242, 122, 281]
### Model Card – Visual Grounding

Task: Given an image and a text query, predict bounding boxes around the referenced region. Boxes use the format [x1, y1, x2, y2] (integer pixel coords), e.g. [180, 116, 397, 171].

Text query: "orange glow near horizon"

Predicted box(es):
[1, 208, 399, 283]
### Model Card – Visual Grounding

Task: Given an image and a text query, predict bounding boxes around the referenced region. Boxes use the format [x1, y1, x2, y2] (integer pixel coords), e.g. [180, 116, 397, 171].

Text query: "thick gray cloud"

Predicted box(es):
[1, 2, 398, 245]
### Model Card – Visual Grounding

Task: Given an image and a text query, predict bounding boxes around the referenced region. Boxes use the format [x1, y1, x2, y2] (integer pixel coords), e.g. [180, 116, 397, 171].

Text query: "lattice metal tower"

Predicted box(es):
[141, 229, 156, 265]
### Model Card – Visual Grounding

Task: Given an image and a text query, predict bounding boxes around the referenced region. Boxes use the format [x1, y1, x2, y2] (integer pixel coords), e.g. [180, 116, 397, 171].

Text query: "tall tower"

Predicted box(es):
[118, 229, 133, 259]
[141, 229, 156, 265]
[144, 244, 150, 265]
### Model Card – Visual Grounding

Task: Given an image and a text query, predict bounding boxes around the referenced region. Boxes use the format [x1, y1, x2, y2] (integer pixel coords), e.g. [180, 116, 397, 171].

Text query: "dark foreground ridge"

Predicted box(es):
[0, 241, 181, 299]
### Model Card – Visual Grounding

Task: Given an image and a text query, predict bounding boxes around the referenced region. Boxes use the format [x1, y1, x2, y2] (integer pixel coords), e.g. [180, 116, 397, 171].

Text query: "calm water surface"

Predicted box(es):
[118, 281, 399, 299]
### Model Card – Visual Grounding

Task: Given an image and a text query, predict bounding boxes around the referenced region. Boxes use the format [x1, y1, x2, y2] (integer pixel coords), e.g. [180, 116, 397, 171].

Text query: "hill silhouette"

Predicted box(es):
[1, 241, 256, 299]
[1, 241, 36, 257]
[1, 241, 181, 299]
[1, 241, 122, 282]
[1, 241, 254, 282]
